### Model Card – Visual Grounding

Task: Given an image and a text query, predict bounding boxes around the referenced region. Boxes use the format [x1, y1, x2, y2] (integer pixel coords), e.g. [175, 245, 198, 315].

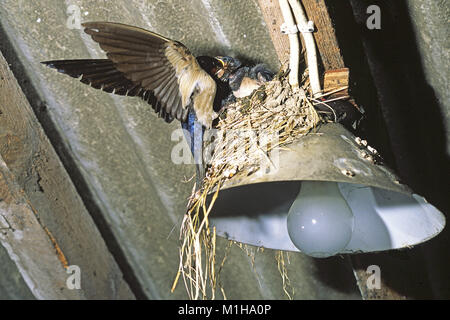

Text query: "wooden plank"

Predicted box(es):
[301, 0, 345, 70]
[323, 68, 349, 91]
[0, 155, 84, 299]
[0, 51, 135, 299]
[323, 67, 349, 98]
[257, 0, 345, 71]
[257, 0, 348, 94]
[257, 0, 292, 65]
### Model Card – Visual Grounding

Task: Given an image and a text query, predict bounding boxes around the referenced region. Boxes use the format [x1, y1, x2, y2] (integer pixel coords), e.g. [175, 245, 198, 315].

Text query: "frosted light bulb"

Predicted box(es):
[287, 181, 354, 258]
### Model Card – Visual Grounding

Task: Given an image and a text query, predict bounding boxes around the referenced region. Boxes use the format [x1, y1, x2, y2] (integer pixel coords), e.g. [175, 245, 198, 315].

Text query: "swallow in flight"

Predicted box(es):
[42, 22, 240, 186]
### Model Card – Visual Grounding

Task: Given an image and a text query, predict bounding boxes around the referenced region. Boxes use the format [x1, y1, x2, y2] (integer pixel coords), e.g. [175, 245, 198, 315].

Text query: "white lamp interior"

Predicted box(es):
[209, 181, 445, 256]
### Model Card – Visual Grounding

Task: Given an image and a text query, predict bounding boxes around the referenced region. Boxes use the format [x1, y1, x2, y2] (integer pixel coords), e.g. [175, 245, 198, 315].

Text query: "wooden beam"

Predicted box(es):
[257, 0, 292, 65]
[0, 155, 85, 299]
[257, 0, 345, 71]
[0, 51, 134, 299]
[301, 0, 345, 70]
[257, 0, 348, 95]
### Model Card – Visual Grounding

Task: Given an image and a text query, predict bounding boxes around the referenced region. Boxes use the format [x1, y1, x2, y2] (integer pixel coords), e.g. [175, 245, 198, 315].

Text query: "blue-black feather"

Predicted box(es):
[182, 110, 205, 188]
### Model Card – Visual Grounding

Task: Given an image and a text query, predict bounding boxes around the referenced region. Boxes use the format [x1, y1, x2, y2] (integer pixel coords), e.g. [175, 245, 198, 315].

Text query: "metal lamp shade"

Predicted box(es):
[207, 123, 445, 254]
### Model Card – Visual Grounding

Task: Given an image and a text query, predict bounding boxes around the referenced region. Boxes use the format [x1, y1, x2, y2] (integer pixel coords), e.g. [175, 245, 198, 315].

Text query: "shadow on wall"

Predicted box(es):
[313, 256, 360, 295]
[344, 0, 449, 299]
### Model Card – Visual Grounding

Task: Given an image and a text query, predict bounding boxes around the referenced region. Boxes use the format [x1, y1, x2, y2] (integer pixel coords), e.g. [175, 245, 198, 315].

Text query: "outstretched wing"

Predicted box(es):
[82, 21, 217, 127]
[42, 59, 173, 122]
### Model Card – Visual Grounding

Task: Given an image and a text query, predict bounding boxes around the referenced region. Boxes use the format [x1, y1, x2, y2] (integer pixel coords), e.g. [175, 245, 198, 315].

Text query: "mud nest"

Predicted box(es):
[172, 68, 346, 300]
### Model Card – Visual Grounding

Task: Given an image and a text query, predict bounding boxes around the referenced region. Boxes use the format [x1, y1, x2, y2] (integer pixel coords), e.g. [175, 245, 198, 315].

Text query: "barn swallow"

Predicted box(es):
[216, 57, 274, 99]
[42, 22, 231, 186]
[217, 57, 361, 131]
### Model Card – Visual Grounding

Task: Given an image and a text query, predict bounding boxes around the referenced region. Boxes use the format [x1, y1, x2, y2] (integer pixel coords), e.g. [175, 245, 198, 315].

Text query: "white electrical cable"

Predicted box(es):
[278, 0, 300, 88]
[288, 0, 321, 97]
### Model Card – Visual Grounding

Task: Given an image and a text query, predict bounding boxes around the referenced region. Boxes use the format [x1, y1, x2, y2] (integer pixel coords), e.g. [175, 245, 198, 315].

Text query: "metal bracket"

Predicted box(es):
[280, 23, 299, 34]
[280, 21, 315, 34]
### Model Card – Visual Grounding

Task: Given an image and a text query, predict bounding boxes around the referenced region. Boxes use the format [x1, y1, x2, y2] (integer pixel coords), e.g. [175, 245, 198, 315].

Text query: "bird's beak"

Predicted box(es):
[214, 56, 227, 78]
[215, 56, 227, 68]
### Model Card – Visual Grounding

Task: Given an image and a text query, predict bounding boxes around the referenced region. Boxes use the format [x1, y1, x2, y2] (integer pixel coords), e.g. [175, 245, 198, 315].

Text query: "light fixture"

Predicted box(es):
[207, 123, 445, 257]
[287, 181, 355, 257]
